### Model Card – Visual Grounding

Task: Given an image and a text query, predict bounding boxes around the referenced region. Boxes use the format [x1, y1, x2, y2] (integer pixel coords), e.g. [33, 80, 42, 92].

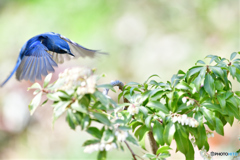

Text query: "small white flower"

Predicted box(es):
[184, 118, 190, 125]
[172, 116, 178, 123]
[177, 116, 182, 123]
[127, 104, 139, 115]
[99, 143, 105, 151]
[182, 114, 187, 120]
[181, 114, 187, 126]
[93, 143, 100, 151]
[84, 145, 94, 153]
[115, 130, 128, 142]
[105, 144, 112, 151]
[194, 120, 199, 127]
[189, 119, 195, 127]
[111, 143, 117, 149]
[182, 97, 187, 103]
[186, 101, 191, 106]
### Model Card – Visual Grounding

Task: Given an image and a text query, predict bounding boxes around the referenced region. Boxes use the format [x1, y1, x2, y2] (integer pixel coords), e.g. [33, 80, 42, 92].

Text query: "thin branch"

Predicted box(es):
[124, 141, 144, 160]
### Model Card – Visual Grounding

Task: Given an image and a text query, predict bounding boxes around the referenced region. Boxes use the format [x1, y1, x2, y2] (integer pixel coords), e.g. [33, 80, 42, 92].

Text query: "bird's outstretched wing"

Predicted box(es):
[16, 42, 57, 82]
[58, 34, 107, 58]
[47, 51, 72, 64]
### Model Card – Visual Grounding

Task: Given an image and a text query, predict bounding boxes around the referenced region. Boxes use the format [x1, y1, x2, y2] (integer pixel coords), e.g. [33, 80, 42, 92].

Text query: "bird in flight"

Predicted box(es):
[1, 32, 105, 87]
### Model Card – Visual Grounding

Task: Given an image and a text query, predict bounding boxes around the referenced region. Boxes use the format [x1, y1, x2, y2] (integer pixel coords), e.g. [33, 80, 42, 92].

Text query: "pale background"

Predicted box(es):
[0, 0, 239, 159]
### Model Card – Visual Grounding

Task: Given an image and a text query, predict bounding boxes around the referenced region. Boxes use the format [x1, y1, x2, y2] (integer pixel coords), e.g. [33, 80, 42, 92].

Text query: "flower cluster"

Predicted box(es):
[200, 148, 212, 160]
[57, 67, 96, 94]
[84, 142, 117, 153]
[115, 130, 128, 142]
[127, 103, 139, 115]
[172, 114, 199, 127]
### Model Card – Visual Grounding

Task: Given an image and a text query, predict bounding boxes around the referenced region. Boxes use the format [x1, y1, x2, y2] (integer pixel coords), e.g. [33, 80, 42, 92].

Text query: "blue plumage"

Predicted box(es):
[1, 32, 104, 87]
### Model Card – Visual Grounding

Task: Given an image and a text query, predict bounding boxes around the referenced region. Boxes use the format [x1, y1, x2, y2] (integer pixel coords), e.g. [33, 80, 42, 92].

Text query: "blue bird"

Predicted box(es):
[1, 32, 105, 87]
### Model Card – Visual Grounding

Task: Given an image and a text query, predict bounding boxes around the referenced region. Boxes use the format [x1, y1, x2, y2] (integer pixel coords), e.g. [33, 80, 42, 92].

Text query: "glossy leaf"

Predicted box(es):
[156, 146, 172, 155]
[28, 92, 42, 115]
[93, 112, 111, 126]
[163, 122, 175, 145]
[215, 117, 224, 136]
[87, 127, 102, 139]
[153, 121, 164, 145]
[147, 101, 169, 114]
[28, 82, 42, 91]
[204, 73, 215, 97]
[97, 150, 106, 160]
[43, 73, 52, 88]
[230, 52, 237, 60]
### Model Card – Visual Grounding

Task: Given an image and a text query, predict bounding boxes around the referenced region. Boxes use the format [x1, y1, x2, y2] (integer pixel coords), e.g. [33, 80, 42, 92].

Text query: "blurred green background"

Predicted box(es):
[0, 0, 239, 159]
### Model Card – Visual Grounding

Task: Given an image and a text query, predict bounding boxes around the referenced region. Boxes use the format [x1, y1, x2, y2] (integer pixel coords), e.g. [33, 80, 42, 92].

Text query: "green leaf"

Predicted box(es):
[134, 125, 149, 141]
[215, 80, 224, 90]
[71, 100, 88, 113]
[145, 115, 153, 129]
[175, 81, 191, 90]
[41, 99, 48, 106]
[196, 124, 207, 150]
[195, 60, 205, 65]
[224, 115, 234, 126]
[102, 129, 114, 143]
[47, 93, 60, 101]
[153, 121, 164, 145]
[53, 101, 71, 120]
[43, 73, 52, 88]
[235, 91, 240, 97]
[229, 66, 236, 78]
[200, 107, 215, 127]
[118, 126, 131, 131]
[204, 73, 215, 97]
[87, 127, 102, 139]
[215, 117, 224, 136]
[163, 122, 175, 145]
[66, 109, 76, 129]
[156, 146, 172, 155]
[28, 92, 42, 115]
[175, 129, 194, 159]
[147, 101, 169, 114]
[206, 55, 218, 64]
[28, 83, 42, 91]
[97, 150, 106, 160]
[126, 82, 140, 86]
[81, 114, 90, 130]
[126, 133, 139, 146]
[144, 74, 160, 84]
[93, 91, 109, 107]
[174, 128, 188, 154]
[188, 66, 203, 78]
[210, 66, 224, 80]
[217, 94, 226, 109]
[230, 52, 237, 60]
[143, 153, 156, 159]
[92, 112, 111, 126]
[82, 139, 100, 146]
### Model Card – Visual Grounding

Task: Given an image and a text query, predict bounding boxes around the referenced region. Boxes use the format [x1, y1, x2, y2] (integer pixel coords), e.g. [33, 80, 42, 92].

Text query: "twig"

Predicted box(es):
[124, 141, 144, 160]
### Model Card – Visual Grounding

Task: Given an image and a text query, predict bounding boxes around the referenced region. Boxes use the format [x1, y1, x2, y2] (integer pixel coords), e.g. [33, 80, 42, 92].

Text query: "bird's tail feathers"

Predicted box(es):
[1, 59, 21, 87]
